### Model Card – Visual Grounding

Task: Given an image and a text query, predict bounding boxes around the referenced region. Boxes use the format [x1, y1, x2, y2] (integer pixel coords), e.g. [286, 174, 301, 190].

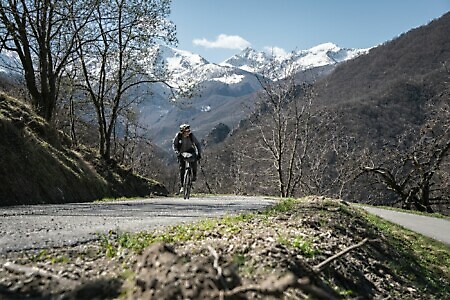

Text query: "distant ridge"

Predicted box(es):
[315, 11, 450, 106]
[200, 11, 450, 208]
[142, 42, 368, 150]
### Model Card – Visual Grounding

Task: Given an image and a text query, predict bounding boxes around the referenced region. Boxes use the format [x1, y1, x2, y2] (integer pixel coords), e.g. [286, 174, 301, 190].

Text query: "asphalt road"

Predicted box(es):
[358, 205, 450, 245]
[0, 196, 277, 253]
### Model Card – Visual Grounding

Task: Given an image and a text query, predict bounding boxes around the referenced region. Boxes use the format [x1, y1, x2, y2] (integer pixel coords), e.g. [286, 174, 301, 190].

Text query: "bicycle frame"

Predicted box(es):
[181, 152, 194, 199]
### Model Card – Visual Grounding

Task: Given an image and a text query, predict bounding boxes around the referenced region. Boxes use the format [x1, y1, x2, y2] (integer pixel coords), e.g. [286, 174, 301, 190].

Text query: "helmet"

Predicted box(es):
[179, 123, 190, 132]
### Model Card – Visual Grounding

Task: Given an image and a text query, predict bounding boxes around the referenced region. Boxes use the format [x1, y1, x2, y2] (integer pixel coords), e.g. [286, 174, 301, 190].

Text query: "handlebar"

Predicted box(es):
[181, 152, 193, 159]
[180, 152, 197, 162]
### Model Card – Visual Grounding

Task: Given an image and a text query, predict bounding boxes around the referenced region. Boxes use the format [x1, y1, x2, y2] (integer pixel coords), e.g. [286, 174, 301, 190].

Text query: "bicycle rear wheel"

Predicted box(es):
[183, 168, 191, 199]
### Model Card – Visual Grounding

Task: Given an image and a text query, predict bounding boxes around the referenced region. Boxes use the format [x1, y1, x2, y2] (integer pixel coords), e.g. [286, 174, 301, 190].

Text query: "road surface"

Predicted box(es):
[0, 196, 277, 253]
[358, 205, 450, 245]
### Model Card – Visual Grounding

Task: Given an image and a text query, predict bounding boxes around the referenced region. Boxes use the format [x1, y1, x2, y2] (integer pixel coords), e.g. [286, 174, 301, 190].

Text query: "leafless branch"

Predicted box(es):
[313, 238, 371, 273]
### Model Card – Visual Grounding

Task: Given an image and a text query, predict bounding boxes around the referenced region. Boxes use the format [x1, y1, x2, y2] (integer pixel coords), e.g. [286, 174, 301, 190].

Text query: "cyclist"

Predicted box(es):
[173, 123, 202, 193]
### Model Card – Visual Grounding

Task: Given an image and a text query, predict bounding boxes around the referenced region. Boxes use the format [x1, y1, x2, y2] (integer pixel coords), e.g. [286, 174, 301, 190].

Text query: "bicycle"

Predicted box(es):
[180, 152, 196, 199]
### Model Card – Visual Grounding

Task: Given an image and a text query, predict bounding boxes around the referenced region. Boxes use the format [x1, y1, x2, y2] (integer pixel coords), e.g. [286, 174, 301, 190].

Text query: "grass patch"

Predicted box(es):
[98, 212, 260, 255]
[277, 235, 318, 257]
[28, 249, 70, 264]
[264, 197, 296, 216]
[362, 212, 450, 298]
[99, 198, 290, 255]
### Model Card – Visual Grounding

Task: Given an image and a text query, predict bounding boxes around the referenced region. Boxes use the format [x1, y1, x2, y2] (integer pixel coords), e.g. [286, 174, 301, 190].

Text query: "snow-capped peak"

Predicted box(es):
[306, 42, 340, 53]
[218, 43, 368, 80]
[155, 44, 209, 74]
[0, 42, 368, 86]
[219, 47, 270, 73]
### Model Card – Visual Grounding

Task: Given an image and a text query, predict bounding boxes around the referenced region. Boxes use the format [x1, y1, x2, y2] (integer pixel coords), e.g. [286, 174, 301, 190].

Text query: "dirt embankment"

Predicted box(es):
[0, 94, 168, 206]
[0, 197, 449, 299]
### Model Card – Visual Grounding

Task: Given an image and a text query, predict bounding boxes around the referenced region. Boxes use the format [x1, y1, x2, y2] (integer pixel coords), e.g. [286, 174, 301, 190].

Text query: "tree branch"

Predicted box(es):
[313, 238, 371, 273]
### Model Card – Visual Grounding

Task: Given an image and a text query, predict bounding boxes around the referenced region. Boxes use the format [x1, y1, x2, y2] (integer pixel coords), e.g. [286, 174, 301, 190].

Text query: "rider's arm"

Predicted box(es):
[191, 134, 202, 156]
[172, 133, 180, 155]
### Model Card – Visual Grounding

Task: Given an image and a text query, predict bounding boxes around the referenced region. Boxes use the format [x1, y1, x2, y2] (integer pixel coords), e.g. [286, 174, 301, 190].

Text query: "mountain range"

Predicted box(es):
[0, 41, 369, 151]
[198, 12, 450, 205]
[138, 43, 369, 151]
[1, 11, 448, 207]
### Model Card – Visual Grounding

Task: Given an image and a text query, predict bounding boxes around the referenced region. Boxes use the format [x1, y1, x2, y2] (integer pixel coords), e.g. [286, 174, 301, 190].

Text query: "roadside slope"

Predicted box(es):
[0, 196, 448, 299]
[358, 205, 450, 244]
[0, 94, 167, 206]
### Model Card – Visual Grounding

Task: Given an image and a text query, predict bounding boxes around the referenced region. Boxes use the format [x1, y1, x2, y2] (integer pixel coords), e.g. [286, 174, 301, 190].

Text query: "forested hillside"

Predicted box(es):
[0, 1, 448, 213]
[0, 0, 176, 205]
[198, 12, 450, 214]
[315, 12, 450, 105]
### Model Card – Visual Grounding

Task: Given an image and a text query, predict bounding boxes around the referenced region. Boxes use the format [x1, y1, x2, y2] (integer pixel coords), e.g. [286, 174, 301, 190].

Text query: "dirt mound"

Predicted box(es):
[0, 198, 448, 299]
[126, 241, 341, 299]
[129, 243, 241, 299]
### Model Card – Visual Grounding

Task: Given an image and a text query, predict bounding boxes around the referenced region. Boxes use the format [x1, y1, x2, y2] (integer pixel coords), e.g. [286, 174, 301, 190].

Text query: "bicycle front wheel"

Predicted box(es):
[183, 168, 191, 199]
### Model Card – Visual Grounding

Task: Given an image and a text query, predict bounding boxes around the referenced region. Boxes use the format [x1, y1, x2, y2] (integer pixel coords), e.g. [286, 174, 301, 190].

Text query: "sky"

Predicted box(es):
[170, 0, 450, 64]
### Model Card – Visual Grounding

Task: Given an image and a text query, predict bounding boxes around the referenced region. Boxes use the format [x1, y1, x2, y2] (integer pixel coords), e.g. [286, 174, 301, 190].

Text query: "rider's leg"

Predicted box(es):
[179, 160, 185, 186]
[192, 161, 197, 181]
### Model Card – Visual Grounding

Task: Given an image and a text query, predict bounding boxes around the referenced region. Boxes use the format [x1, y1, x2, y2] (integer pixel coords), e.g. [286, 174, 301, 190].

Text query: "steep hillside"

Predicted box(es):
[311, 11, 450, 164]
[315, 12, 450, 106]
[0, 94, 167, 206]
[198, 12, 449, 211]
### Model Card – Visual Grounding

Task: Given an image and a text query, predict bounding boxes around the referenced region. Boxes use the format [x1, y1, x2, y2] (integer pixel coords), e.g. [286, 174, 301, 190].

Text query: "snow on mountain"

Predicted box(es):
[0, 49, 22, 75]
[150, 42, 368, 89]
[155, 45, 208, 75]
[0, 42, 368, 151]
[220, 42, 369, 80]
[293, 42, 369, 70]
[219, 47, 271, 74]
[153, 45, 245, 86]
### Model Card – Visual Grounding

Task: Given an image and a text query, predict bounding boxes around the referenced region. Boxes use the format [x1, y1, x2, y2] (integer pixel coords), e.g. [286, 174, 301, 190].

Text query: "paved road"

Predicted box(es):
[0, 196, 277, 253]
[358, 205, 450, 245]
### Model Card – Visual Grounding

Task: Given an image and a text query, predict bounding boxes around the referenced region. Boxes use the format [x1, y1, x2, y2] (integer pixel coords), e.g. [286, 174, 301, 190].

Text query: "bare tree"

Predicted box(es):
[252, 55, 315, 197]
[0, 0, 97, 121]
[362, 98, 449, 212]
[71, 0, 176, 160]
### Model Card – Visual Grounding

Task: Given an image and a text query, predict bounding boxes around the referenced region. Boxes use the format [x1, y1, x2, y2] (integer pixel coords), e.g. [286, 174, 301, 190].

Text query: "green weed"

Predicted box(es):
[29, 249, 70, 264]
[291, 237, 317, 257]
[233, 253, 246, 267]
[263, 198, 297, 216]
[277, 235, 318, 257]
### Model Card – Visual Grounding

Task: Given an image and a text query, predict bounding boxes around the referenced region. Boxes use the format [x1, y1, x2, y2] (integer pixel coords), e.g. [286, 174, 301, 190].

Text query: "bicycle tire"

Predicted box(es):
[183, 168, 191, 199]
